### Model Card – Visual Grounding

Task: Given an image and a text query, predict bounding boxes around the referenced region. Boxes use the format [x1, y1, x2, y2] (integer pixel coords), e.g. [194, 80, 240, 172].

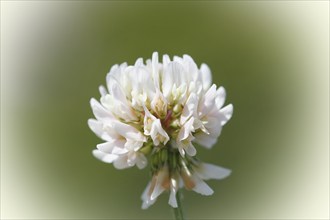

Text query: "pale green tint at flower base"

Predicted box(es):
[1, 1, 329, 220]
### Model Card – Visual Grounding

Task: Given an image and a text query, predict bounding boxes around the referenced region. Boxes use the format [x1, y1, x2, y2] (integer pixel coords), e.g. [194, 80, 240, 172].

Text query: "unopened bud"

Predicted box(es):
[173, 104, 182, 114]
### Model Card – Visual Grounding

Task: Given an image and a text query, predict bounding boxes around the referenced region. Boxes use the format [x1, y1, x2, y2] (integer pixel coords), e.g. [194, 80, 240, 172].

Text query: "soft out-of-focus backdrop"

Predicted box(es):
[1, 1, 329, 219]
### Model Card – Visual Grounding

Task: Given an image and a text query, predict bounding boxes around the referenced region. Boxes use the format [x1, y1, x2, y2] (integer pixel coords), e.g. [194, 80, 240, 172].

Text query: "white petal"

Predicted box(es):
[150, 89, 167, 117]
[126, 152, 137, 167]
[141, 182, 151, 201]
[194, 132, 217, 149]
[142, 200, 156, 209]
[88, 119, 103, 138]
[168, 178, 179, 208]
[111, 146, 128, 155]
[92, 149, 118, 163]
[173, 83, 188, 104]
[135, 57, 143, 66]
[142, 198, 156, 209]
[198, 84, 217, 117]
[106, 80, 137, 120]
[192, 178, 214, 196]
[178, 117, 195, 141]
[90, 98, 114, 122]
[199, 163, 231, 180]
[99, 85, 108, 97]
[173, 55, 182, 63]
[150, 119, 170, 145]
[152, 52, 160, 89]
[113, 121, 146, 142]
[215, 86, 226, 109]
[143, 104, 156, 119]
[150, 181, 165, 201]
[109, 80, 127, 103]
[200, 63, 212, 90]
[219, 104, 233, 126]
[150, 169, 168, 200]
[169, 192, 178, 208]
[141, 182, 156, 209]
[186, 143, 197, 156]
[119, 62, 128, 69]
[88, 119, 113, 142]
[204, 84, 217, 106]
[133, 66, 156, 99]
[172, 62, 186, 86]
[162, 63, 174, 98]
[113, 156, 130, 169]
[180, 93, 197, 125]
[125, 139, 144, 151]
[183, 54, 198, 82]
[96, 142, 115, 153]
[162, 54, 171, 66]
[106, 64, 119, 84]
[177, 142, 185, 157]
[204, 116, 223, 138]
[136, 153, 148, 169]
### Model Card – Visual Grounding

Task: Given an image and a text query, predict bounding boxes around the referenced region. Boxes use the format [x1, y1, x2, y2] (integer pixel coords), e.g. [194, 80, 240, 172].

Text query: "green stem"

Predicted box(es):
[172, 190, 184, 220]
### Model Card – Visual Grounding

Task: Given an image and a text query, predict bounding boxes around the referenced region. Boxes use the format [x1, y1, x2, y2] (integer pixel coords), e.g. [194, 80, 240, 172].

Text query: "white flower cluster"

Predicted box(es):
[88, 52, 233, 208]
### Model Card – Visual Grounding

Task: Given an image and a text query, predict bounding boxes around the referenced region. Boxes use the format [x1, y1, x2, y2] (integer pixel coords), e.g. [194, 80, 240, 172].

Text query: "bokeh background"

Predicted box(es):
[1, 1, 329, 219]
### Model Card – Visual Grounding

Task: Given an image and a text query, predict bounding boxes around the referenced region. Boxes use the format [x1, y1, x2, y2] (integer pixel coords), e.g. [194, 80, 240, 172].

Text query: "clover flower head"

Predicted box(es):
[88, 52, 233, 208]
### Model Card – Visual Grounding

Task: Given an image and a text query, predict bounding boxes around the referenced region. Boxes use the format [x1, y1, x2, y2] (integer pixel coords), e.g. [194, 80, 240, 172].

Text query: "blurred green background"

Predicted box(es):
[1, 1, 329, 219]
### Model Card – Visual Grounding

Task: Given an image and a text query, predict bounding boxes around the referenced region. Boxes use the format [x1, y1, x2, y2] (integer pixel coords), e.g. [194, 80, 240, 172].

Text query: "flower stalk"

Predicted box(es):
[173, 190, 184, 220]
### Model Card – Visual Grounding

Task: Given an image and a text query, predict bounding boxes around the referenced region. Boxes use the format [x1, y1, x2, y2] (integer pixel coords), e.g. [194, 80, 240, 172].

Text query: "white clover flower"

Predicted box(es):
[88, 52, 233, 208]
